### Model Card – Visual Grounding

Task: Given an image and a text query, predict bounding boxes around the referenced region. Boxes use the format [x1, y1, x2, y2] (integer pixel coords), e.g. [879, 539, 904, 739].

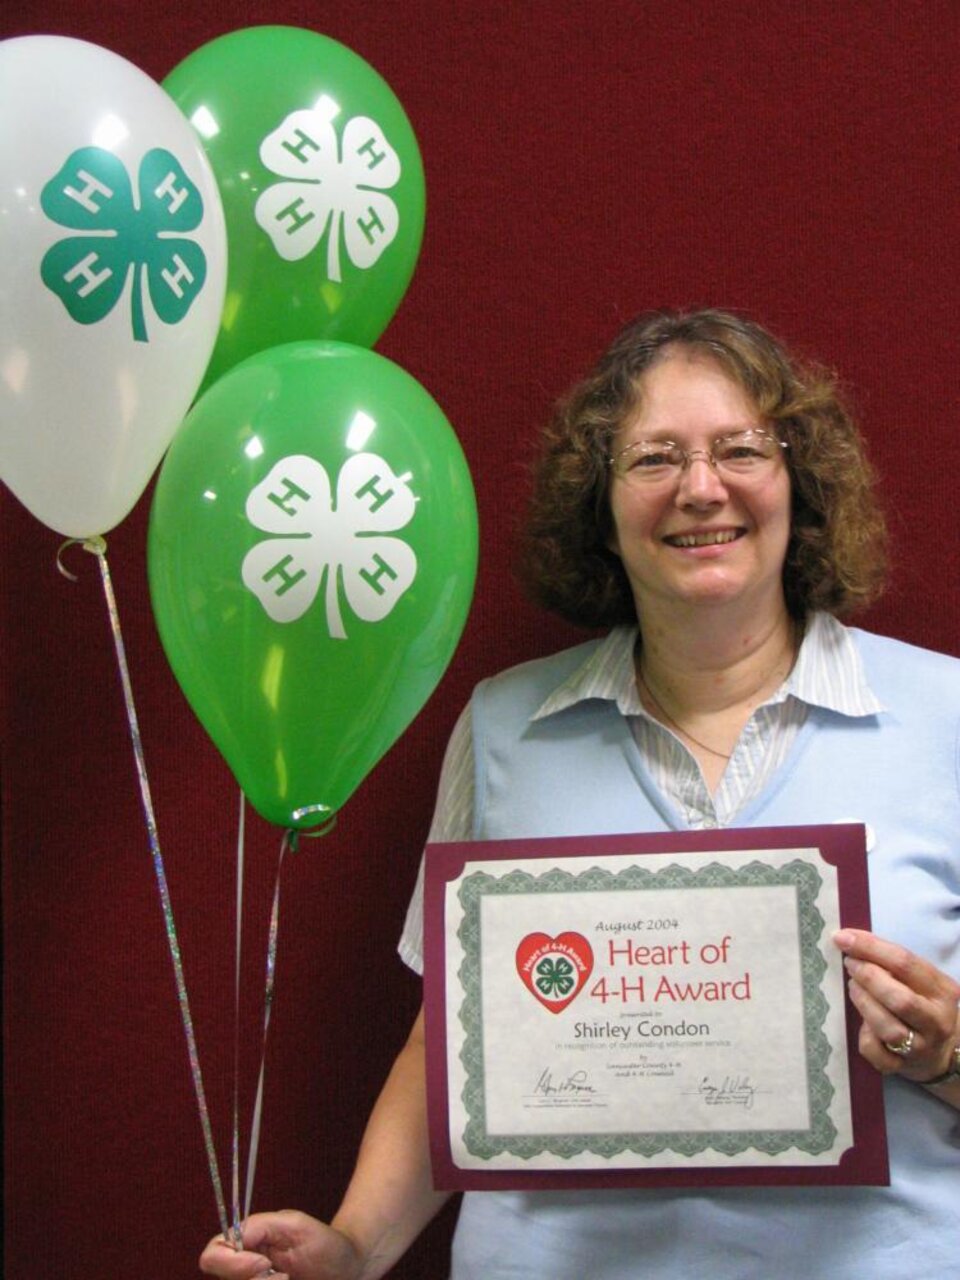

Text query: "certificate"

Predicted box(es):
[424, 825, 888, 1189]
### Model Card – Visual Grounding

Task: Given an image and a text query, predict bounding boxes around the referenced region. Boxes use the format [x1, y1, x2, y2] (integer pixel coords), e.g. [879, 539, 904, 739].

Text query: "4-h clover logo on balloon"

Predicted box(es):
[254, 105, 401, 283]
[40, 146, 208, 342]
[241, 452, 417, 639]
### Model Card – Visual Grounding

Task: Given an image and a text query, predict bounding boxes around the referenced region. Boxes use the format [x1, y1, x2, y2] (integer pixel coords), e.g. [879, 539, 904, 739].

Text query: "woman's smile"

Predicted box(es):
[662, 527, 744, 550]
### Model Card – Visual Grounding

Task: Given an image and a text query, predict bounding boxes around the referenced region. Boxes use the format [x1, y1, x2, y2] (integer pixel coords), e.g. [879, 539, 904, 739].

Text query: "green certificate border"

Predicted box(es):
[457, 858, 834, 1161]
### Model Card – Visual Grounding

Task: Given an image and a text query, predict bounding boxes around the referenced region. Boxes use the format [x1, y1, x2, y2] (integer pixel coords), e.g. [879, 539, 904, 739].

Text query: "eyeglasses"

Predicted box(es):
[609, 428, 788, 487]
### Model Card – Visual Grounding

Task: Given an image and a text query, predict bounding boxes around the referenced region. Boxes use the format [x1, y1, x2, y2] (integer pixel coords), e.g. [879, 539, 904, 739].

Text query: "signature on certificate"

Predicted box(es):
[698, 1074, 758, 1109]
[533, 1068, 597, 1098]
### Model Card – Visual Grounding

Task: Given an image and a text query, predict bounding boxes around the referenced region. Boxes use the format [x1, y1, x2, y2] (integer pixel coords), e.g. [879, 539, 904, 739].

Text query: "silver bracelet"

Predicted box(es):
[924, 1042, 960, 1086]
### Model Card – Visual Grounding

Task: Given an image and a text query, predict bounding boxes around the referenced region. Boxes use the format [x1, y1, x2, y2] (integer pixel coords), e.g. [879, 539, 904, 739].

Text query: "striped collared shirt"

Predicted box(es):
[400, 612, 883, 969]
[432, 611, 883, 835]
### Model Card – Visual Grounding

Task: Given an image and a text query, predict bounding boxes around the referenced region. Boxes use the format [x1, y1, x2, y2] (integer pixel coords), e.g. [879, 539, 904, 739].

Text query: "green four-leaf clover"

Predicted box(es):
[40, 146, 208, 343]
[535, 956, 575, 999]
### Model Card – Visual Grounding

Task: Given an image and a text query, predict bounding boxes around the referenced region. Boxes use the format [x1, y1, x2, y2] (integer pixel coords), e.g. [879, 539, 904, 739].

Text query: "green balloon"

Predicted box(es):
[163, 26, 425, 389]
[148, 342, 477, 829]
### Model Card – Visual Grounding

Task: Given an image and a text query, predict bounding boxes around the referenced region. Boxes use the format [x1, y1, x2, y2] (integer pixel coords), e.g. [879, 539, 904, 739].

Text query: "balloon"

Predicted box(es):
[0, 36, 227, 538]
[147, 341, 477, 829]
[163, 26, 426, 389]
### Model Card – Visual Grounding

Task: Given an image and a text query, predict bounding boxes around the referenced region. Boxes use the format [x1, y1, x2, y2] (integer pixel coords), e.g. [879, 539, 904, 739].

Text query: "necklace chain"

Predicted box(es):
[636, 670, 733, 760]
[636, 628, 799, 764]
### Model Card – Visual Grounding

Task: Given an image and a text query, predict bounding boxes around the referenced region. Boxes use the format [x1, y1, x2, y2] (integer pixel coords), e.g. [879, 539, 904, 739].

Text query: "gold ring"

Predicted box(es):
[884, 1028, 915, 1057]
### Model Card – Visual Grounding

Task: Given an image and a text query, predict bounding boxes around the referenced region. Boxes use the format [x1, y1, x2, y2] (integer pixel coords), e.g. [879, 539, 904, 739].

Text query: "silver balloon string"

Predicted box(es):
[58, 538, 316, 1254]
[238, 817, 335, 1226]
[59, 537, 231, 1241]
[231, 792, 245, 1248]
[239, 823, 290, 1227]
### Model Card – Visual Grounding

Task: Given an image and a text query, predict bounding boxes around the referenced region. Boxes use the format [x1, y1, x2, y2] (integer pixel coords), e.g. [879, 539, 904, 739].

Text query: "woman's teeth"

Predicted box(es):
[667, 530, 740, 548]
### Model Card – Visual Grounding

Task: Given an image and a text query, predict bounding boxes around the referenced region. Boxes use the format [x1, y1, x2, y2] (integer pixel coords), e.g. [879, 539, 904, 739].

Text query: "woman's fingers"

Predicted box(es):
[198, 1234, 279, 1279]
[834, 929, 960, 1081]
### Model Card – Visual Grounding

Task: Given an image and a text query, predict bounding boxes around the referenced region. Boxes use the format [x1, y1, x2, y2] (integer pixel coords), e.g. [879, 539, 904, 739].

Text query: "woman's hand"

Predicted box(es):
[200, 1006, 450, 1279]
[199, 1211, 363, 1280]
[833, 929, 960, 1084]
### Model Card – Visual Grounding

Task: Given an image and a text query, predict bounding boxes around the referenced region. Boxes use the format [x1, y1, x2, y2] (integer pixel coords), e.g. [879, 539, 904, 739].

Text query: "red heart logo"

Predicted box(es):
[515, 931, 594, 1013]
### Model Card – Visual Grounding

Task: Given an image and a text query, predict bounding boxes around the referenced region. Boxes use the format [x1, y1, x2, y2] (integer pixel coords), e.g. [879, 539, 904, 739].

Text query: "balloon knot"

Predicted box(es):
[56, 535, 108, 580]
[284, 809, 338, 849]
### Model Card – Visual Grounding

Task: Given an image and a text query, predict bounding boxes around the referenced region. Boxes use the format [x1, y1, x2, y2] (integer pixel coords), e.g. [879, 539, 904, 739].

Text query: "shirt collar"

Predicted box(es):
[532, 612, 884, 724]
[532, 625, 642, 720]
[782, 611, 885, 716]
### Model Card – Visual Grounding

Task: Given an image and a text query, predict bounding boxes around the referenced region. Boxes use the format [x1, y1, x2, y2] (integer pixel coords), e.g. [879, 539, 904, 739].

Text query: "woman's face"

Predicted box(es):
[607, 349, 792, 625]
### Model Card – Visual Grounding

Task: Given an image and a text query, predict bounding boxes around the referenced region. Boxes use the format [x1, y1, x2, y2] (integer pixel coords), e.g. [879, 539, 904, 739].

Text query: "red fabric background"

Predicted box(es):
[3, 3, 959, 1277]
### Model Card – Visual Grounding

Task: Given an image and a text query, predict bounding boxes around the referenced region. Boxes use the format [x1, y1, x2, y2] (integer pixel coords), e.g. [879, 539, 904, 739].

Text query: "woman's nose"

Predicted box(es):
[677, 452, 728, 504]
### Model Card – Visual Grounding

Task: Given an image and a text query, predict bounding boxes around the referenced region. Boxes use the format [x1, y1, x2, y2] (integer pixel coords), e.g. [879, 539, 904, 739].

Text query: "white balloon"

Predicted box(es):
[0, 35, 227, 537]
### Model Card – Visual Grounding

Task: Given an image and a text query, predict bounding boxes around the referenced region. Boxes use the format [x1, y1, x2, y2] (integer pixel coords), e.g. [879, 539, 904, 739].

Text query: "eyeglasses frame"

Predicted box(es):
[608, 427, 789, 484]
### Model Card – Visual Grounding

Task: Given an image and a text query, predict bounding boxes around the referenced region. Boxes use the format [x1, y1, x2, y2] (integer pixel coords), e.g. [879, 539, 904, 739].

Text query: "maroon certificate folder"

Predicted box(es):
[424, 824, 888, 1189]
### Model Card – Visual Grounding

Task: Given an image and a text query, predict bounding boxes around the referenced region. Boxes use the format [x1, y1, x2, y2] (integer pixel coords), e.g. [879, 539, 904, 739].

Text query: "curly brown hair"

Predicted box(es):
[517, 308, 888, 628]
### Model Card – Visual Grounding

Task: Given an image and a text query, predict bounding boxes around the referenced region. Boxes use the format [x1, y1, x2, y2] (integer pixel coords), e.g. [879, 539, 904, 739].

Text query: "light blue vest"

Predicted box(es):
[450, 627, 960, 1280]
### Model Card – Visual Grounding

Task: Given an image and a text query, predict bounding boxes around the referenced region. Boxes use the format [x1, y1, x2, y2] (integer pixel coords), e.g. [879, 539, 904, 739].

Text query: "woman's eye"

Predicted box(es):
[716, 439, 767, 465]
[633, 449, 674, 468]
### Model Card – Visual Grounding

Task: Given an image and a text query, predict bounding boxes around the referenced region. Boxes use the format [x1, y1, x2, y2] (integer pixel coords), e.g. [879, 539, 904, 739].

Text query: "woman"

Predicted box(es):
[201, 310, 960, 1280]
